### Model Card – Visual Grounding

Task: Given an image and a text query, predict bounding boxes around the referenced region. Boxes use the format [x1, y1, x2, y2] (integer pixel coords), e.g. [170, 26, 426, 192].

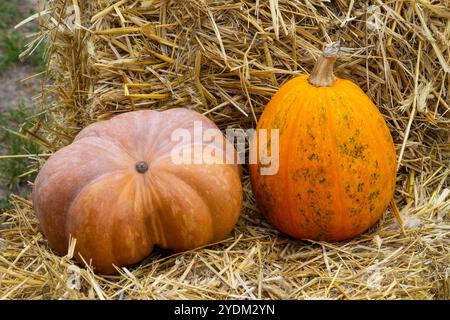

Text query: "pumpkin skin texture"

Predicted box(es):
[33, 109, 242, 274]
[250, 47, 397, 242]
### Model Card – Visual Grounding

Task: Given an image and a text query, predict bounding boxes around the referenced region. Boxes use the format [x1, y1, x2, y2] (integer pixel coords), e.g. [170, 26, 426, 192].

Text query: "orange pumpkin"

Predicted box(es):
[33, 109, 242, 274]
[250, 42, 397, 241]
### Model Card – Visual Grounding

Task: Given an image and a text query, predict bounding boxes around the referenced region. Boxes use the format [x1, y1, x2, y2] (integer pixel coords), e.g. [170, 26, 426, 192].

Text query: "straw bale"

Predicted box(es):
[1, 0, 449, 299]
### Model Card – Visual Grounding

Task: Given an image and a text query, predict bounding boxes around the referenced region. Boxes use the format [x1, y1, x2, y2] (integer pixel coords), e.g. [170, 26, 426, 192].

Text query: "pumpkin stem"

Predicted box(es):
[135, 161, 149, 173]
[308, 41, 340, 87]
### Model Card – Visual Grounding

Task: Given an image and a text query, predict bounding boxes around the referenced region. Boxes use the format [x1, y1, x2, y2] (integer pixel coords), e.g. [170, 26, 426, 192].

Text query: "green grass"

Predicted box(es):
[0, 104, 42, 211]
[0, 0, 21, 30]
[0, 198, 10, 212]
[0, 1, 46, 211]
[0, 0, 47, 71]
[0, 31, 25, 69]
[28, 40, 48, 72]
[0, 31, 48, 72]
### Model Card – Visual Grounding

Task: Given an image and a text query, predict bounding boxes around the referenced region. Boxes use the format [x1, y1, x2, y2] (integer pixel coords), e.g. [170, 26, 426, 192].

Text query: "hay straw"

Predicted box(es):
[1, 0, 449, 299]
[1, 190, 449, 299]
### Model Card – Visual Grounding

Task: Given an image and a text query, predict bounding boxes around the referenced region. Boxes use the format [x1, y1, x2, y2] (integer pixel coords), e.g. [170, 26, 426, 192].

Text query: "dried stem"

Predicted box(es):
[308, 41, 340, 87]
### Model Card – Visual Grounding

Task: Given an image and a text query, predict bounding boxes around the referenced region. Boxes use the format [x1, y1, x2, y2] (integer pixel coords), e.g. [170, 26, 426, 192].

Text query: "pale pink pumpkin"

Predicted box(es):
[33, 108, 242, 274]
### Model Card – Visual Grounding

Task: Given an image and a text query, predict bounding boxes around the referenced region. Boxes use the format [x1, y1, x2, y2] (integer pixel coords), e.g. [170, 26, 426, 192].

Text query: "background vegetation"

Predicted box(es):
[0, 0, 46, 211]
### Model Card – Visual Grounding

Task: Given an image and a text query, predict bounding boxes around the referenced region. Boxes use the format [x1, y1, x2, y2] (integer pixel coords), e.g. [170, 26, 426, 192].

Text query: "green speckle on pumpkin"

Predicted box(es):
[307, 152, 319, 161]
[370, 172, 380, 182]
[345, 184, 351, 194]
[302, 168, 311, 180]
[292, 170, 301, 182]
[369, 190, 380, 201]
[350, 207, 363, 216]
[357, 183, 364, 192]
[306, 124, 316, 141]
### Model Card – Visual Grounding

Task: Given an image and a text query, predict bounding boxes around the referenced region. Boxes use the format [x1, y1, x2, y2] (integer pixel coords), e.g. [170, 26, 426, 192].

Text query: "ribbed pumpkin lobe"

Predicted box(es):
[32, 109, 243, 274]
